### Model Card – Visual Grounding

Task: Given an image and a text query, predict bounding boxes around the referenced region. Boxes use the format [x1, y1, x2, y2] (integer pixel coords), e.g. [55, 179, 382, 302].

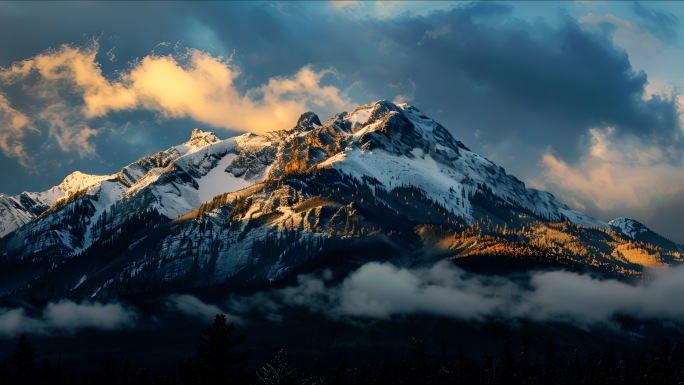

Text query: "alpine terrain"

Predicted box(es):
[1, 100, 682, 300]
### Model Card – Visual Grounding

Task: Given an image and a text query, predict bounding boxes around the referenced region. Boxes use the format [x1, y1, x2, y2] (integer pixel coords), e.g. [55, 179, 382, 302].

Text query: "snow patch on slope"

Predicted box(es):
[321, 146, 473, 219]
[0, 196, 36, 237]
[126, 168, 166, 197]
[346, 106, 372, 129]
[81, 181, 128, 250]
[135, 133, 274, 219]
[196, 153, 252, 203]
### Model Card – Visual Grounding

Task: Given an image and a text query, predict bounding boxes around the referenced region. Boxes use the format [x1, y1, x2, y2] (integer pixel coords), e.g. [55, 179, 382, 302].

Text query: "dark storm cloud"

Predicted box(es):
[179, 1, 680, 161]
[382, 6, 679, 161]
[632, 2, 680, 45]
[0, 2, 188, 67]
[1, 1, 677, 167]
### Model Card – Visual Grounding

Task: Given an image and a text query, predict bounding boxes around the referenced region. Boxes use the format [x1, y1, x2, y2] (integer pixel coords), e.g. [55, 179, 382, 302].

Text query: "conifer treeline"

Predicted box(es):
[2, 314, 684, 384]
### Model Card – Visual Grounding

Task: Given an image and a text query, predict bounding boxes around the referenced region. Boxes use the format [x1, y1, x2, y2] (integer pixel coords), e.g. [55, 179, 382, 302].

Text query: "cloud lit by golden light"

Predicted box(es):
[533, 127, 684, 212]
[0, 42, 352, 163]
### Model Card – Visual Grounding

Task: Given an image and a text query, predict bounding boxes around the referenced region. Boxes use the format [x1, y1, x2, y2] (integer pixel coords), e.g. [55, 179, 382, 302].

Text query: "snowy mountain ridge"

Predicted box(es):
[2, 127, 278, 257]
[0, 171, 115, 237]
[0, 128, 228, 239]
[0, 101, 618, 239]
[0, 100, 681, 300]
[609, 217, 648, 240]
[321, 101, 608, 229]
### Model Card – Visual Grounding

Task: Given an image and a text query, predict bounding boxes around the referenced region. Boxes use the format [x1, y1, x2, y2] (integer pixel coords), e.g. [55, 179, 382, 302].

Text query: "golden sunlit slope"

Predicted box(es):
[419, 219, 683, 277]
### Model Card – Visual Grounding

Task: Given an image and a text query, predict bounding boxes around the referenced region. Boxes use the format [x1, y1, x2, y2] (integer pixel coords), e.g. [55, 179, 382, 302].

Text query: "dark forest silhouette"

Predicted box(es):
[2, 313, 684, 384]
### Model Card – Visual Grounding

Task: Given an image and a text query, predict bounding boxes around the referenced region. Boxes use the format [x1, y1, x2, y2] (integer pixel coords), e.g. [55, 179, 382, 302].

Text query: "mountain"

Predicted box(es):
[609, 217, 682, 251]
[0, 171, 114, 237]
[0, 100, 682, 300]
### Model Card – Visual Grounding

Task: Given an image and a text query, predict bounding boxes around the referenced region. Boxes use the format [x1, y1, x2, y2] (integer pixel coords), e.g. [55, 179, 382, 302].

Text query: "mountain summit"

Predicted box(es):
[0, 171, 114, 237]
[1, 100, 681, 299]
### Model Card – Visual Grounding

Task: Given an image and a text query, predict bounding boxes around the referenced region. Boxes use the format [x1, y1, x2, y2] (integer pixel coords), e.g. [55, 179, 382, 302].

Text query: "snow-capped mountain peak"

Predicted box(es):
[294, 111, 322, 132]
[53, 171, 115, 199]
[175, 128, 221, 155]
[0, 170, 115, 238]
[609, 217, 648, 240]
[314, 100, 607, 229]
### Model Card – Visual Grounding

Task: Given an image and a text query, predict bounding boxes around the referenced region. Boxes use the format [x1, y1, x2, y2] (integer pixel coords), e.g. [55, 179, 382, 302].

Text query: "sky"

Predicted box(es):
[0, 1, 683, 242]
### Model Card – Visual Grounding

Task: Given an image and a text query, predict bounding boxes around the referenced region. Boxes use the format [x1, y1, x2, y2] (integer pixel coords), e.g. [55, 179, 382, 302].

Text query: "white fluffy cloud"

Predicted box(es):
[225, 260, 684, 328]
[0, 42, 352, 164]
[338, 262, 512, 320]
[166, 294, 241, 324]
[0, 300, 138, 337]
[5, 262, 684, 338]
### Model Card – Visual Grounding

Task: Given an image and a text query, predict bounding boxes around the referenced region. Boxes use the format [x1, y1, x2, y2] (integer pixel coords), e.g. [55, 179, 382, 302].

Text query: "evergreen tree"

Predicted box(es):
[12, 334, 35, 385]
[120, 356, 133, 385]
[185, 314, 247, 385]
[101, 352, 114, 385]
[496, 340, 517, 384]
[410, 337, 428, 385]
[0, 357, 10, 384]
[53, 354, 63, 385]
[544, 339, 560, 384]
